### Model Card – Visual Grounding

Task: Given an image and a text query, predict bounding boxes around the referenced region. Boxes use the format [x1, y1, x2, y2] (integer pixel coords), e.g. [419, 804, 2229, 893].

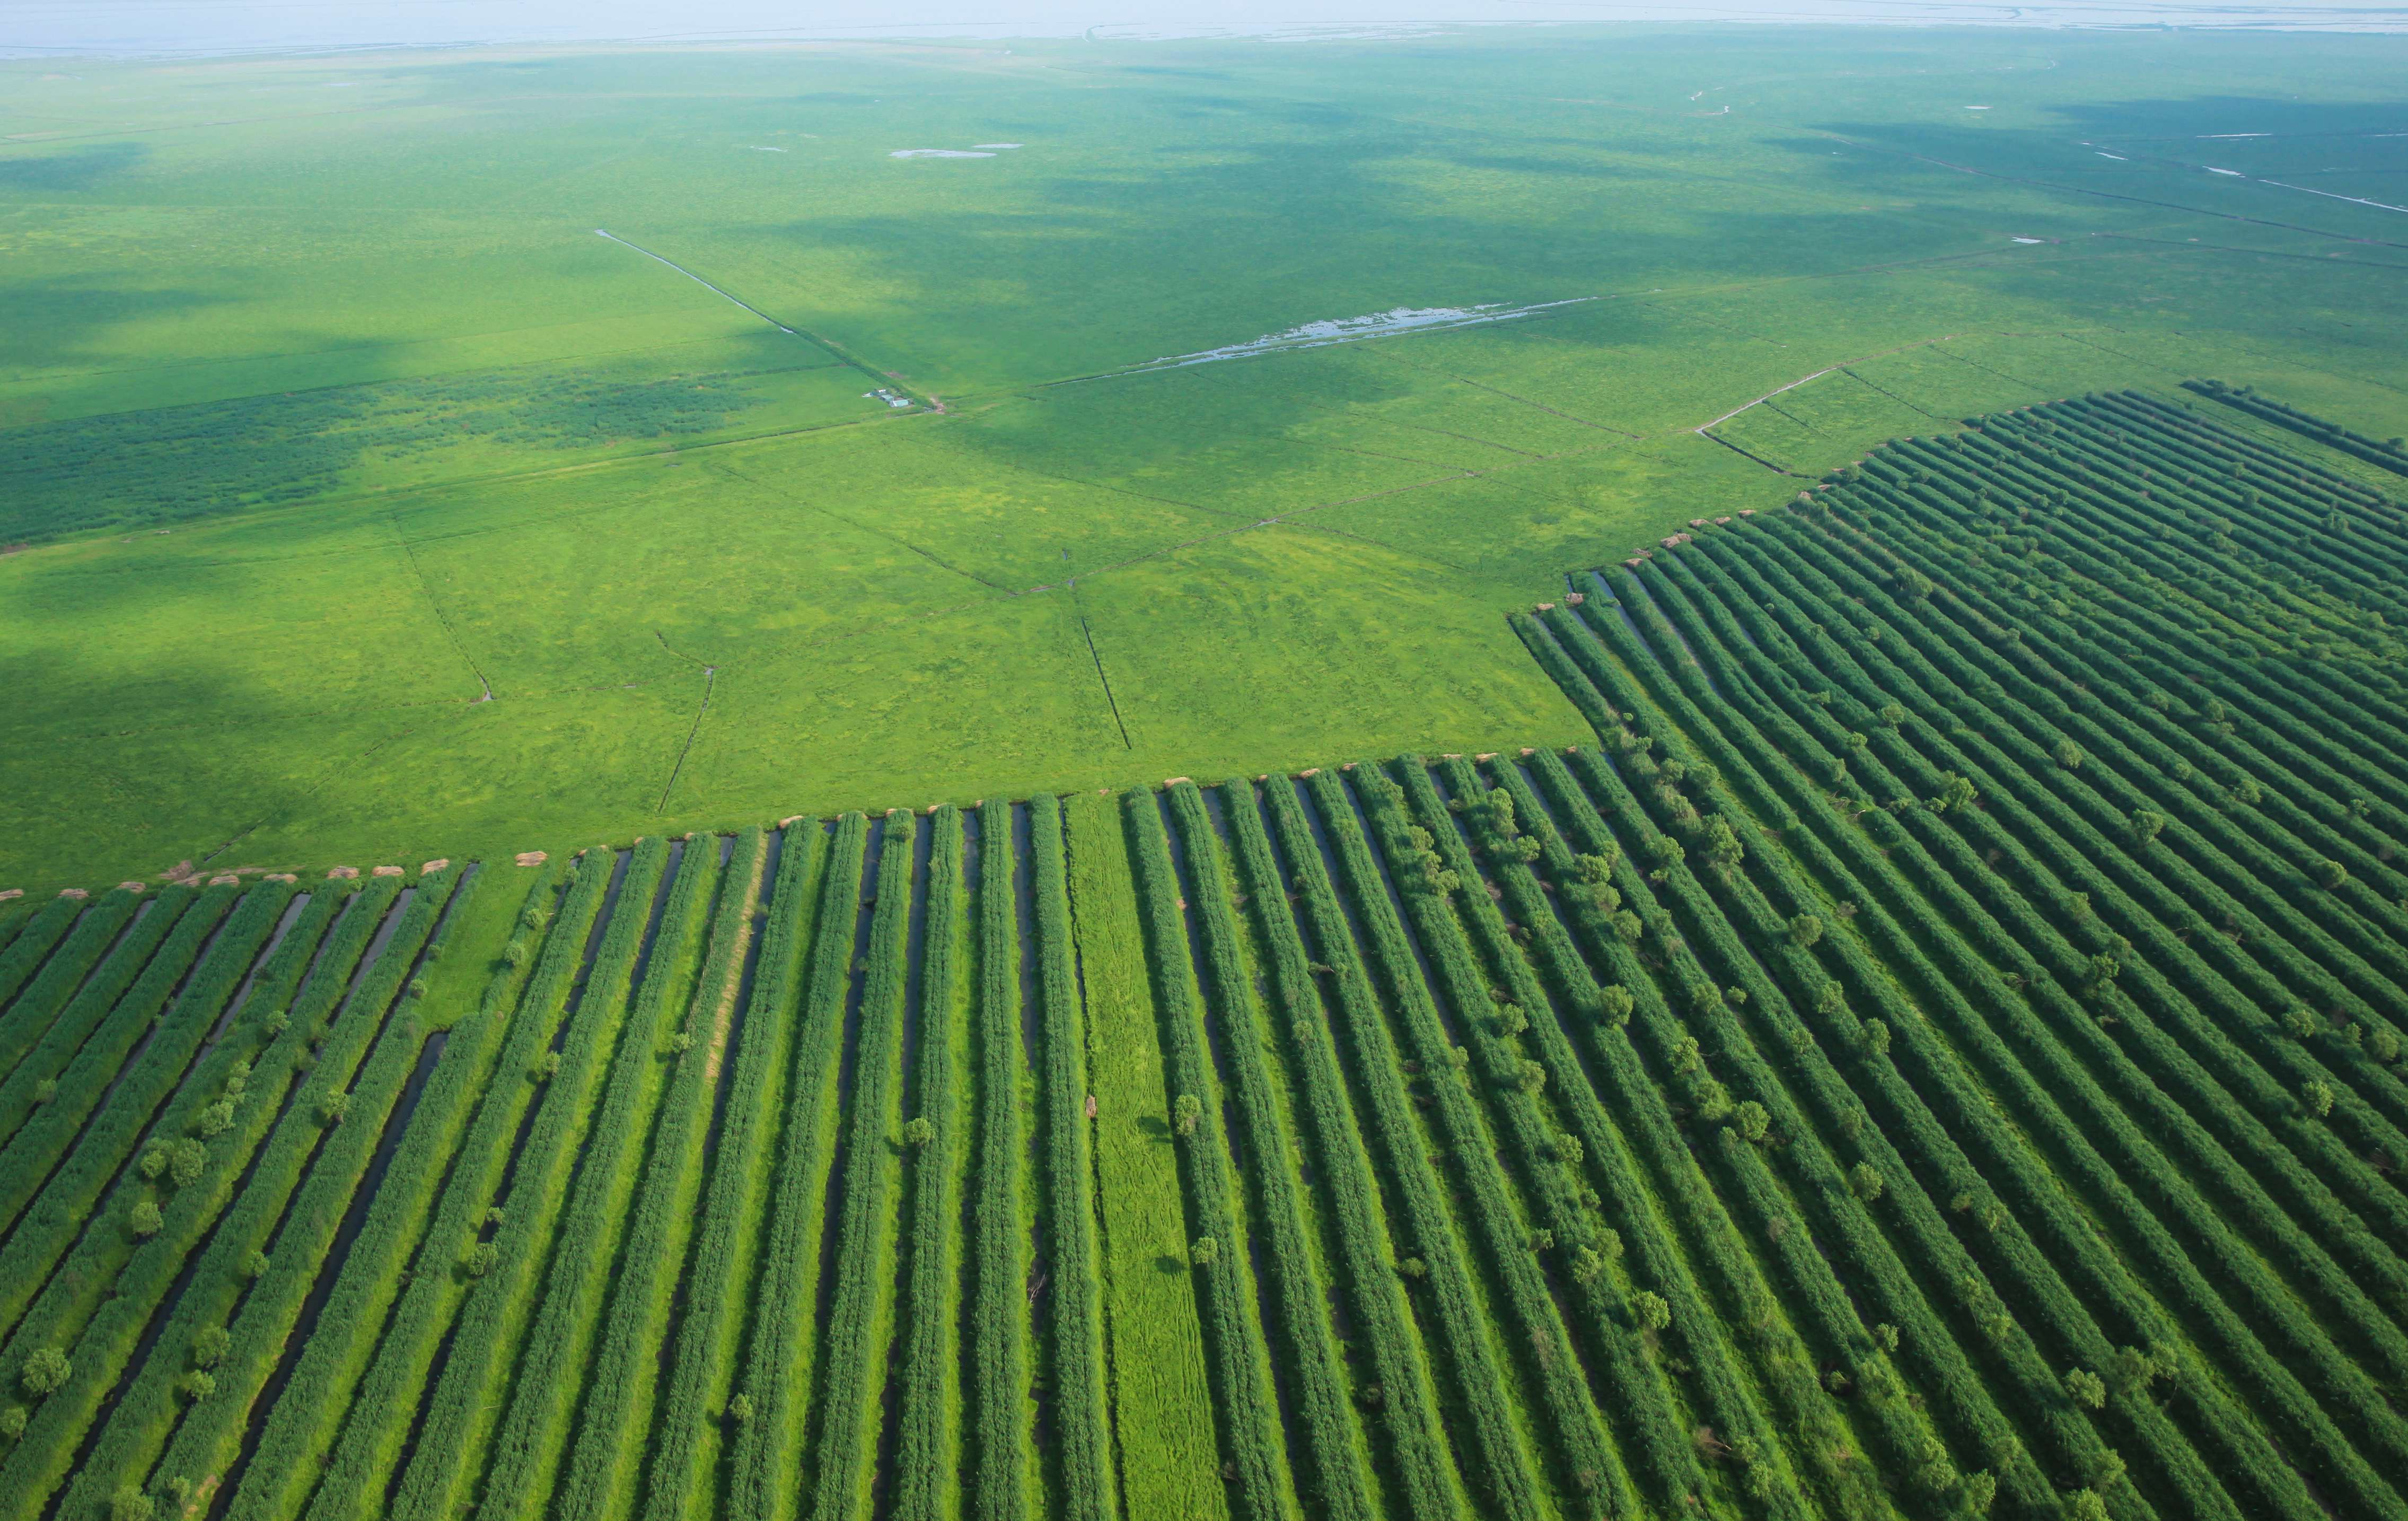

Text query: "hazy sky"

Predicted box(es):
[3, 0, 2399, 53]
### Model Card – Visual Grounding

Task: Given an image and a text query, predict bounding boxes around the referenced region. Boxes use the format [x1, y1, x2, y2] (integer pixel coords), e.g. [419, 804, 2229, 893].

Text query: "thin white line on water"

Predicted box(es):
[594, 228, 797, 335]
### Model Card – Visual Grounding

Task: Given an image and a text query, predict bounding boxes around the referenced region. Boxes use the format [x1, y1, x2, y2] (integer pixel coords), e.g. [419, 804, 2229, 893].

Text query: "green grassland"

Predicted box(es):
[4, 389, 2408, 1521]
[2, 25, 2406, 897]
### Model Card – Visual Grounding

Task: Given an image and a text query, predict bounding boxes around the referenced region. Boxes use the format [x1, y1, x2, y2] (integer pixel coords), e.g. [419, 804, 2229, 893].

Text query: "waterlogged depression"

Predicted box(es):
[1114, 299, 1596, 374]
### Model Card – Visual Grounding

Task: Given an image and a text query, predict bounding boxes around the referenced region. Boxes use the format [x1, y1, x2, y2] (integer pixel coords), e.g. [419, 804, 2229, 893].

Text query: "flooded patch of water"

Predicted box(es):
[1114, 297, 1595, 374]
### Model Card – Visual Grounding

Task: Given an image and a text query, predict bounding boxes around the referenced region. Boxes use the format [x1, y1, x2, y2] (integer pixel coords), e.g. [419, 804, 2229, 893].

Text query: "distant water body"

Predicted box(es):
[6, 0, 2404, 56]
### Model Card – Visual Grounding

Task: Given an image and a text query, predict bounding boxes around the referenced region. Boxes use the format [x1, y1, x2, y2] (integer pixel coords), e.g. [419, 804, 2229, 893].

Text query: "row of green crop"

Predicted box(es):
[0, 877, 287, 1379]
[388, 842, 675, 1521]
[1029, 794, 1115, 1521]
[1524, 614, 2257, 1521]
[1835, 488, 2408, 1216]
[1437, 751, 1817, 1518]
[1722, 497, 2408, 1303]
[1522, 707, 2059, 1521]
[0, 890, 193, 1150]
[1064, 791, 1225, 1521]
[1315, 764, 1636, 1519]
[1647, 511, 2398, 1521]
[0, 894, 81, 1013]
[199, 867, 500, 1519]
[0, 884, 238, 1235]
[1608, 537, 2400, 1506]
[1262, 781, 1560, 1514]
[471, 836, 723, 1521]
[2, 880, 354, 1518]
[1919, 412, 2408, 973]
[2184, 380, 2408, 479]
[895, 807, 972, 1521]
[592, 829, 761, 1521]
[0, 888, 139, 1096]
[1255, 775, 1552, 1521]
[804, 812, 919, 1521]
[1757, 480, 2408, 1320]
[1163, 781, 1381, 1521]
[1817, 467, 2408, 1146]
[549, 827, 775, 1521]
[1486, 748, 1858, 1521]
[125, 870, 457, 1516]
[1209, 780, 1470, 1520]
[1571, 564, 2246, 1505]
[1897, 419, 2408, 891]
[287, 859, 607, 1521]
[708, 815, 862, 1521]
[1560, 509, 2408, 1514]
[967, 801, 1032, 1521]
[1365, 759, 1693, 1516]
[1121, 791, 1294, 1521]
[41, 878, 396, 1517]
[0, 882, 309, 1368]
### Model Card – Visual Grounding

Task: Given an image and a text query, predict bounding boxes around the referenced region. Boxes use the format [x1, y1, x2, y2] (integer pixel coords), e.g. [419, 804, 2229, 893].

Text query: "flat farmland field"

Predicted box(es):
[4, 21, 2408, 1519]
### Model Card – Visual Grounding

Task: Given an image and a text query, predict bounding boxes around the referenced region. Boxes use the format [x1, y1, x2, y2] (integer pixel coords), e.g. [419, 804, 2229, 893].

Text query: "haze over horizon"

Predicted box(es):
[6, 0, 2406, 55]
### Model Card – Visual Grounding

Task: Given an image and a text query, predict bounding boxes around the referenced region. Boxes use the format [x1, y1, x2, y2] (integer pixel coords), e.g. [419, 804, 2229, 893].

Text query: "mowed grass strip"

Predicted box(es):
[1062, 792, 1228, 1521]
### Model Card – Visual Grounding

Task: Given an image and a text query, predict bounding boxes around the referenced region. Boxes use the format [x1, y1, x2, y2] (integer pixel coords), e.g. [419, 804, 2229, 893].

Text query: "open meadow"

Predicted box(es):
[3, 26, 2407, 888]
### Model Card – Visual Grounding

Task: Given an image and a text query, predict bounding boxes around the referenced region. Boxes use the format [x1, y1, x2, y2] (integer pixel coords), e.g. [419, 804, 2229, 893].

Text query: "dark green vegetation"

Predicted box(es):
[6, 27, 2408, 889]
[0, 388, 2401, 1521]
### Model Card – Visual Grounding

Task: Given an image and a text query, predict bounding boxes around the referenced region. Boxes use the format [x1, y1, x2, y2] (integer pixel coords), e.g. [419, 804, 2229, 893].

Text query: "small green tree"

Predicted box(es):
[1788, 914, 1824, 948]
[1190, 1237, 1218, 1268]
[169, 1139, 207, 1188]
[2304, 1078, 2335, 1118]
[903, 1117, 935, 1148]
[1632, 1291, 1670, 1332]
[1173, 1093, 1202, 1137]
[21, 1349, 70, 1398]
[191, 1326, 231, 1370]
[727, 1393, 755, 1426]
[2055, 738, 2084, 771]
[2064, 1367, 2107, 1410]
[1735, 1100, 1770, 1144]
[130, 1201, 164, 1238]
[1597, 985, 1634, 1026]
[109, 1488, 154, 1521]
[1849, 1162, 1884, 1201]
